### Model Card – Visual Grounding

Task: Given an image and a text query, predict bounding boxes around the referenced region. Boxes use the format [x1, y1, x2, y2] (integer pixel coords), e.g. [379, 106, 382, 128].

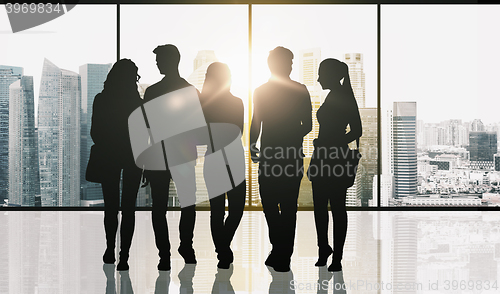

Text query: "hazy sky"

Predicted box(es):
[382, 5, 500, 124]
[252, 5, 377, 108]
[2, 4, 499, 125]
[120, 5, 248, 100]
[0, 5, 116, 113]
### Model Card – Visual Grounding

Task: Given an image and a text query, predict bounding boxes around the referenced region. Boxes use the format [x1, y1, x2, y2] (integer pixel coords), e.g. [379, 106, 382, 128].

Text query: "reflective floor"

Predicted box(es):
[1, 211, 500, 293]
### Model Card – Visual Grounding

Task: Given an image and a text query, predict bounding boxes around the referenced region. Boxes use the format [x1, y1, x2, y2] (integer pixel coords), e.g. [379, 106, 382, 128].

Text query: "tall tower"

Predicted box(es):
[0, 65, 23, 204]
[79, 63, 112, 205]
[299, 48, 322, 158]
[187, 50, 218, 91]
[298, 48, 322, 206]
[468, 131, 497, 170]
[358, 108, 377, 206]
[38, 59, 81, 207]
[344, 53, 365, 108]
[393, 102, 417, 199]
[8, 76, 39, 206]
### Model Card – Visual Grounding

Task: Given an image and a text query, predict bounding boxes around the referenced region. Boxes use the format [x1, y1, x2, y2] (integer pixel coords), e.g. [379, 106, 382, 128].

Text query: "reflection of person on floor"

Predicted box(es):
[119, 271, 134, 294]
[178, 264, 196, 294]
[154, 271, 171, 294]
[200, 62, 246, 269]
[316, 267, 347, 294]
[142, 44, 198, 271]
[211, 265, 235, 294]
[308, 59, 362, 272]
[332, 272, 347, 294]
[269, 268, 296, 294]
[317, 266, 333, 294]
[250, 46, 312, 272]
[103, 264, 117, 294]
[90, 59, 143, 271]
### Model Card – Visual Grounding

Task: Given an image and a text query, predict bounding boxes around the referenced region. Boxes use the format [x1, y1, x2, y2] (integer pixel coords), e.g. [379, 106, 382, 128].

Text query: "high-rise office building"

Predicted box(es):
[8, 76, 39, 206]
[358, 108, 377, 206]
[344, 53, 365, 108]
[298, 48, 323, 207]
[187, 50, 218, 91]
[470, 119, 485, 132]
[372, 174, 393, 207]
[393, 102, 417, 199]
[0, 65, 23, 204]
[468, 131, 497, 169]
[299, 48, 321, 90]
[79, 63, 112, 205]
[469, 131, 497, 162]
[299, 48, 323, 158]
[38, 59, 81, 206]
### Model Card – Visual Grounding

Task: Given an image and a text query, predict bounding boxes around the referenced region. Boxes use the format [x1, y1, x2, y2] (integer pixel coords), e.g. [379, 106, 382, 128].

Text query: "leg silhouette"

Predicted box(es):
[179, 205, 196, 263]
[312, 179, 333, 266]
[117, 167, 142, 271]
[149, 171, 172, 271]
[209, 180, 245, 268]
[102, 168, 121, 264]
[329, 187, 347, 272]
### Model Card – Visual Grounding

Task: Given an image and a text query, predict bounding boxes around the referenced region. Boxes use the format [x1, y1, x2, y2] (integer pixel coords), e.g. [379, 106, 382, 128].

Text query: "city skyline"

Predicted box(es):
[2, 5, 500, 207]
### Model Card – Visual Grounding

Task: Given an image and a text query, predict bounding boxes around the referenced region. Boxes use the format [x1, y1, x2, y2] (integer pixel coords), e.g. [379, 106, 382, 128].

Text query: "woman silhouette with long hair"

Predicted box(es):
[88, 59, 143, 271]
[200, 62, 246, 269]
[308, 59, 362, 272]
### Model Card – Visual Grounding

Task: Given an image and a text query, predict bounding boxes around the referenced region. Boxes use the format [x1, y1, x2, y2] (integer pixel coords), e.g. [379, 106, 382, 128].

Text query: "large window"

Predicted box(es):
[251, 5, 378, 207]
[120, 5, 249, 208]
[1, 3, 499, 208]
[381, 5, 500, 207]
[0, 5, 116, 207]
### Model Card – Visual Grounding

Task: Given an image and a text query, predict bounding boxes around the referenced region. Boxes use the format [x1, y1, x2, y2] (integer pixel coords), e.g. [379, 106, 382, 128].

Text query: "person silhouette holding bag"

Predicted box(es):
[87, 59, 143, 271]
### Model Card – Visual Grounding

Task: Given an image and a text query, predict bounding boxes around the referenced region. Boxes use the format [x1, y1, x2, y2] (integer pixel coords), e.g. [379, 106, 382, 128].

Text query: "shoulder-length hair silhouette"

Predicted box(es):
[88, 58, 143, 271]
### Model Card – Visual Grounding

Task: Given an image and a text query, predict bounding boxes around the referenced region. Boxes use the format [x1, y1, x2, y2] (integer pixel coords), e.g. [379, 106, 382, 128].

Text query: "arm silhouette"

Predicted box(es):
[344, 98, 362, 146]
[249, 88, 262, 162]
[299, 86, 313, 138]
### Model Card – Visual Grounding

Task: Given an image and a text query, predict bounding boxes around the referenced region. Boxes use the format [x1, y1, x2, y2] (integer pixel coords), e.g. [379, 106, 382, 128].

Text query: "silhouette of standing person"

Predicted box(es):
[88, 59, 143, 271]
[308, 59, 362, 272]
[143, 44, 198, 271]
[200, 62, 246, 269]
[250, 47, 312, 272]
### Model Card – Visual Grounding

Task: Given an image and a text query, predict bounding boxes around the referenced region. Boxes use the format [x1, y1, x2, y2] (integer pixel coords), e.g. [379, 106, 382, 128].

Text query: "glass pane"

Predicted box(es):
[382, 5, 500, 207]
[120, 5, 249, 207]
[252, 5, 378, 208]
[0, 5, 116, 207]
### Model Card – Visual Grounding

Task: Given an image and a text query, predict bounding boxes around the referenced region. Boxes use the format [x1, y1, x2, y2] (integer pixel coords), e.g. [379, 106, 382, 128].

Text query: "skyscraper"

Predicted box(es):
[358, 108, 377, 206]
[468, 131, 497, 169]
[9, 76, 39, 206]
[344, 53, 365, 108]
[0, 65, 23, 204]
[298, 48, 323, 207]
[187, 50, 218, 91]
[38, 59, 81, 206]
[79, 63, 112, 205]
[393, 102, 417, 199]
[299, 48, 323, 158]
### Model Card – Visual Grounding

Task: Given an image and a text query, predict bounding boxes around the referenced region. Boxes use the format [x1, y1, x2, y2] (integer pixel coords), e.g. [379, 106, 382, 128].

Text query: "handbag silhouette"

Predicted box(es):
[86, 144, 109, 183]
